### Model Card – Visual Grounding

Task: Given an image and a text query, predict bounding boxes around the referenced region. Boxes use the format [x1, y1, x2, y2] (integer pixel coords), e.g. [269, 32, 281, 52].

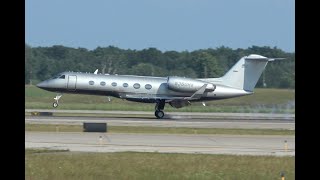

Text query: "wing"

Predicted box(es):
[120, 84, 208, 103]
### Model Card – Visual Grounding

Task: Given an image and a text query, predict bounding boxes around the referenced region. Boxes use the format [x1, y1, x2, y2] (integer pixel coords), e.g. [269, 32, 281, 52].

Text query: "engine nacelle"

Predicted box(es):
[169, 100, 191, 108]
[167, 76, 215, 92]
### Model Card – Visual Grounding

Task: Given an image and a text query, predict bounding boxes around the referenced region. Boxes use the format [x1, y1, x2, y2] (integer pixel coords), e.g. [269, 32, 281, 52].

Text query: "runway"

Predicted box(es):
[26, 109, 295, 120]
[25, 132, 295, 156]
[25, 115, 295, 130]
[25, 110, 295, 156]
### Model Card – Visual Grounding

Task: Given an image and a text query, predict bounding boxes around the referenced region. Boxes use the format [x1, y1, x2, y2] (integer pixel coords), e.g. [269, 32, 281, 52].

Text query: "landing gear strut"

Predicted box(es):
[53, 94, 62, 108]
[155, 100, 165, 119]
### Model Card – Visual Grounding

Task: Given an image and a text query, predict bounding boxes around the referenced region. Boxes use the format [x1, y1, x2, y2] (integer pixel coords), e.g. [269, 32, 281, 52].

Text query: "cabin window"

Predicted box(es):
[133, 83, 140, 89]
[123, 83, 128, 87]
[111, 82, 117, 87]
[145, 84, 152, 90]
[100, 81, 106, 86]
[59, 75, 65, 79]
[89, 81, 94, 85]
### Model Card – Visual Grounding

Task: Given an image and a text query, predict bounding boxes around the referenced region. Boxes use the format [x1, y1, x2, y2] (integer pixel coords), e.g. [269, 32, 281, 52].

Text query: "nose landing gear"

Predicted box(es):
[155, 100, 165, 119]
[53, 94, 62, 108]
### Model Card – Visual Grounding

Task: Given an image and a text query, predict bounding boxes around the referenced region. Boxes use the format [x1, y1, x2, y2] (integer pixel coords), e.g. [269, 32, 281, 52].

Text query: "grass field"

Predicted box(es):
[25, 124, 295, 135]
[25, 149, 294, 180]
[25, 85, 295, 113]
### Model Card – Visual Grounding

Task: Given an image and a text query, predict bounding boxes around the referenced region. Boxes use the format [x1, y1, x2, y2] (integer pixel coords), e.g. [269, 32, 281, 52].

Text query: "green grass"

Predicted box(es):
[25, 85, 295, 113]
[25, 124, 295, 135]
[25, 149, 295, 180]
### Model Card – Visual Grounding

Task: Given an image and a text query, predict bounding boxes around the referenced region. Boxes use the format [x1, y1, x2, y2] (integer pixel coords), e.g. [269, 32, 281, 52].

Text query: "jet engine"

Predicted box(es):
[167, 76, 216, 92]
[169, 100, 191, 108]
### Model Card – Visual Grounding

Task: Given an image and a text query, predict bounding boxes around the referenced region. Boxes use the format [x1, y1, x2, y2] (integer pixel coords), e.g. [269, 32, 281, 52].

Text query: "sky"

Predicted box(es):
[26, 0, 295, 52]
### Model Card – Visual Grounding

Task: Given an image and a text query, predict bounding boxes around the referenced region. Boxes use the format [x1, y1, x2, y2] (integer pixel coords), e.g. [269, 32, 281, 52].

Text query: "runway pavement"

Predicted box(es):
[25, 115, 295, 130]
[25, 110, 295, 156]
[25, 132, 295, 156]
[26, 109, 295, 120]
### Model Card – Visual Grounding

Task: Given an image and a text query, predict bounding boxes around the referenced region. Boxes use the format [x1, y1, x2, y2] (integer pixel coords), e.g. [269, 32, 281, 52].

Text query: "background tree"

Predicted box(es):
[25, 44, 295, 89]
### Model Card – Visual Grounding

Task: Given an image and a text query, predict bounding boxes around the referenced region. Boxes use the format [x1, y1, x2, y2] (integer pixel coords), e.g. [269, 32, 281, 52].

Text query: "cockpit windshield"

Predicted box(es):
[52, 74, 66, 79]
[59, 75, 65, 79]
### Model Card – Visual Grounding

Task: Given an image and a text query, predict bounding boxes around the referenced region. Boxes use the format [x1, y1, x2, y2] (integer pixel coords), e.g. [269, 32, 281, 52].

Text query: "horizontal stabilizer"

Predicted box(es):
[267, 58, 286, 61]
[245, 54, 285, 61]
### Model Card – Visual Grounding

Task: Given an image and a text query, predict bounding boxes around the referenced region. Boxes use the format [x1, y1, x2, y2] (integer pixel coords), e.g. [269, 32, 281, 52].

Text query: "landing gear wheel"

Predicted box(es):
[53, 94, 62, 108]
[155, 110, 164, 119]
[53, 102, 58, 108]
[154, 99, 166, 119]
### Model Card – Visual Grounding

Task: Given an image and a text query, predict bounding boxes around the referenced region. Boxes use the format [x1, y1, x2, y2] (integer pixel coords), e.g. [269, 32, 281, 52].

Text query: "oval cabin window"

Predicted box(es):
[100, 81, 106, 86]
[133, 83, 140, 89]
[145, 84, 152, 90]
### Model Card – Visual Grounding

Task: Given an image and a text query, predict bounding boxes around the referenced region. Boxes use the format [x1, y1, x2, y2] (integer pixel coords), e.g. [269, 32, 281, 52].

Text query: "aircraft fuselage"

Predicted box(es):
[37, 72, 251, 103]
[37, 54, 276, 118]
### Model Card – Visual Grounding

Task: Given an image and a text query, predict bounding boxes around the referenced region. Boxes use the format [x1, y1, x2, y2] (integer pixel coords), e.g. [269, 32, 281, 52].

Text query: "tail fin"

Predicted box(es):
[221, 54, 271, 92]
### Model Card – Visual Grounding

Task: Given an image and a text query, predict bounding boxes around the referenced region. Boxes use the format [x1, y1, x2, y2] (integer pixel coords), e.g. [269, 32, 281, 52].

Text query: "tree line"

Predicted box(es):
[25, 44, 295, 88]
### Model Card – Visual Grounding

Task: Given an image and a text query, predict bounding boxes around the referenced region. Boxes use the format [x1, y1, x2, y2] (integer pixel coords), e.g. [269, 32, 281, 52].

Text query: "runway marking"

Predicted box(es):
[25, 116, 295, 130]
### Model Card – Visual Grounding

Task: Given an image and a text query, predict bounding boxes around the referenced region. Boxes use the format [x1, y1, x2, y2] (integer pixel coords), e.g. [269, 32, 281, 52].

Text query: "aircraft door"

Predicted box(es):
[67, 75, 77, 91]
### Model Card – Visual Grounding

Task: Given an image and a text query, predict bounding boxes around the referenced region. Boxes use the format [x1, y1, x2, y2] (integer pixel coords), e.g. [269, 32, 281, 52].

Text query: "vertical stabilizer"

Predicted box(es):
[221, 54, 269, 92]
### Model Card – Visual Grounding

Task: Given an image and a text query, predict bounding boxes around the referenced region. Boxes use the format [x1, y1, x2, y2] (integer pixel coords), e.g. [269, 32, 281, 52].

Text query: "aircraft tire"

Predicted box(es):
[53, 102, 58, 108]
[155, 110, 164, 119]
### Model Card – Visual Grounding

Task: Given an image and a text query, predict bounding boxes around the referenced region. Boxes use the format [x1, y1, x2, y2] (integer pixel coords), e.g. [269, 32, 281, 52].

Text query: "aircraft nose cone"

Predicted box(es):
[36, 81, 47, 89]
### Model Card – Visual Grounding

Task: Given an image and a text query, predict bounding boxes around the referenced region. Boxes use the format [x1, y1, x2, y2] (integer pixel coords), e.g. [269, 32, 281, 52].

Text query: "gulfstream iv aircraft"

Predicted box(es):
[37, 54, 281, 118]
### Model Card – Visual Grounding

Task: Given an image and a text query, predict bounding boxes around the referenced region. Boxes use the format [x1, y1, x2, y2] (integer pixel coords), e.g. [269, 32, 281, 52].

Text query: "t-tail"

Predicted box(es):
[204, 54, 284, 92]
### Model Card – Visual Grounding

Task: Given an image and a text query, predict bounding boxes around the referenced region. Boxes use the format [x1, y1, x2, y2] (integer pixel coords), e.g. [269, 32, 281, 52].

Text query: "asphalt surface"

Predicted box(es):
[26, 109, 295, 120]
[25, 109, 295, 155]
[25, 132, 295, 156]
[25, 115, 295, 130]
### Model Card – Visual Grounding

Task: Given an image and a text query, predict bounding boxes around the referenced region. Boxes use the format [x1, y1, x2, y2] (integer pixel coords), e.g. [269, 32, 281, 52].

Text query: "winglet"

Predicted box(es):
[94, 69, 98, 74]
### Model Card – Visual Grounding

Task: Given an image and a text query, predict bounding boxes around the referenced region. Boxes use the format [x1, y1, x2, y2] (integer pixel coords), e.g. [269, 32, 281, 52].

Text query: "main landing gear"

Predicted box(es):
[53, 94, 62, 108]
[155, 100, 165, 119]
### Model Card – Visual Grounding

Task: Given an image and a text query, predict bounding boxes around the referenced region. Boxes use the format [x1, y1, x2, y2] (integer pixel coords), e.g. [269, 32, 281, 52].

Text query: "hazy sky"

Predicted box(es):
[26, 0, 295, 52]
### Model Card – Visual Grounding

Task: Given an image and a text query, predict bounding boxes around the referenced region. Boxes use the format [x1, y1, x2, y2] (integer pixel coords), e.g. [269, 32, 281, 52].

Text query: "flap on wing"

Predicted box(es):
[124, 95, 188, 103]
[184, 84, 207, 100]
[123, 93, 187, 100]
